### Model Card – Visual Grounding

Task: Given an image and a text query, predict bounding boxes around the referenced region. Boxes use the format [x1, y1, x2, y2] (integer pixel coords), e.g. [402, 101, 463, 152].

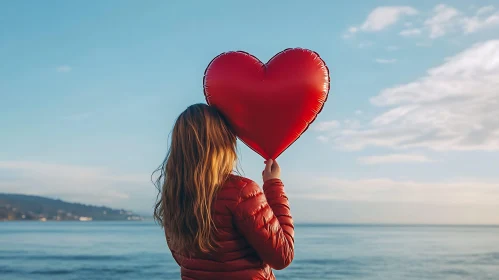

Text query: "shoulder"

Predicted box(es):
[219, 174, 262, 202]
[228, 175, 267, 220]
[227, 174, 261, 192]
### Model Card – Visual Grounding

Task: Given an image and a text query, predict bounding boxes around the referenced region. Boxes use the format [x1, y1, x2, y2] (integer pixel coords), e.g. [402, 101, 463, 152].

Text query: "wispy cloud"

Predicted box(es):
[349, 5, 499, 40]
[313, 120, 340, 131]
[56, 65, 72, 73]
[287, 175, 499, 206]
[318, 40, 499, 152]
[358, 153, 434, 165]
[361, 6, 418, 32]
[462, 7, 499, 34]
[281, 173, 499, 224]
[476, 5, 495, 16]
[399, 28, 422, 36]
[317, 135, 329, 143]
[375, 58, 397, 64]
[421, 4, 499, 39]
[0, 161, 152, 211]
[345, 6, 418, 37]
[286, 175, 499, 225]
[425, 4, 461, 38]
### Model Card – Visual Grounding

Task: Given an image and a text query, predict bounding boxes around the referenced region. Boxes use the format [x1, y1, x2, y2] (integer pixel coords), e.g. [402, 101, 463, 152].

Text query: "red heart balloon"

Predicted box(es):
[204, 48, 330, 159]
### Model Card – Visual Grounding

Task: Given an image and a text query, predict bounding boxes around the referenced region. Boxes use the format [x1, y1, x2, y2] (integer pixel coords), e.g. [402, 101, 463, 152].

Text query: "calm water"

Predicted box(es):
[1, 222, 499, 280]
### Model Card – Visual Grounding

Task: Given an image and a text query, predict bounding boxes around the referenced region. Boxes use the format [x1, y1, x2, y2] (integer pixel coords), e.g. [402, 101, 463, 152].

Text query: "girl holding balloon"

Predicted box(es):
[154, 104, 294, 280]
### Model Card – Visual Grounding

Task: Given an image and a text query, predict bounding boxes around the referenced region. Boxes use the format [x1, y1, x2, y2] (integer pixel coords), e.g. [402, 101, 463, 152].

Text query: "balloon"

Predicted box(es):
[203, 48, 330, 159]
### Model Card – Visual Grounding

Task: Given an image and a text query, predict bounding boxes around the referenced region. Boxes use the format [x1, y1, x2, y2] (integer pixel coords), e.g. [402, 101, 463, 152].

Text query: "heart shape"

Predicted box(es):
[203, 48, 330, 159]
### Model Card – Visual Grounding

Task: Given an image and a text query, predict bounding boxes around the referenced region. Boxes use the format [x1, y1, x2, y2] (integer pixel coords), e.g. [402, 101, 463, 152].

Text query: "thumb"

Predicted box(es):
[265, 159, 273, 173]
[272, 160, 279, 170]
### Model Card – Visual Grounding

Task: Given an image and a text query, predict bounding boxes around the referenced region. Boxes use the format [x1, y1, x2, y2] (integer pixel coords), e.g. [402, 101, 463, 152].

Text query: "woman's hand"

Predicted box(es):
[262, 159, 280, 182]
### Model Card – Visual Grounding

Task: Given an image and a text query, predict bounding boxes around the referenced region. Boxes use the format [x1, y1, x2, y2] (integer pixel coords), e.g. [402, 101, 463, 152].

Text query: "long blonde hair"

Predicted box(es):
[153, 103, 237, 255]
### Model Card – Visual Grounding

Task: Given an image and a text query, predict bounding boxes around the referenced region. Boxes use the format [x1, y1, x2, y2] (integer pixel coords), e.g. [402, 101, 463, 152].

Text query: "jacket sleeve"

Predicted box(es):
[233, 179, 294, 270]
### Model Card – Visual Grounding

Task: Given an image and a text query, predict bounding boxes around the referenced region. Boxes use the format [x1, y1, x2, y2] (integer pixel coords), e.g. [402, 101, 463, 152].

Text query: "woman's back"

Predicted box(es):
[155, 104, 294, 279]
[166, 175, 294, 280]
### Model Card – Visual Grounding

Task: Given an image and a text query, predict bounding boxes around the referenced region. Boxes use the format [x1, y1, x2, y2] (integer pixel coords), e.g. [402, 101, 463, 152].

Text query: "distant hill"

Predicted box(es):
[0, 193, 143, 221]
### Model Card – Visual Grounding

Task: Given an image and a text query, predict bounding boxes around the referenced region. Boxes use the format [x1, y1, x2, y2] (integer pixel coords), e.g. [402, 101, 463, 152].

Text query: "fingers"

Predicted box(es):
[270, 160, 279, 172]
[264, 159, 273, 173]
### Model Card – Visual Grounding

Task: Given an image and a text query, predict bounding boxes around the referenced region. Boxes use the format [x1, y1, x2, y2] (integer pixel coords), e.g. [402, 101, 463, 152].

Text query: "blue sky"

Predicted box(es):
[1, 0, 499, 224]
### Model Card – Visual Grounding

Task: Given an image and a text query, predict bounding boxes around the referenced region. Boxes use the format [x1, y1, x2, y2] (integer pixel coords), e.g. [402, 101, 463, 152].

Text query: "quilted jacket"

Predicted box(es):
[165, 175, 295, 279]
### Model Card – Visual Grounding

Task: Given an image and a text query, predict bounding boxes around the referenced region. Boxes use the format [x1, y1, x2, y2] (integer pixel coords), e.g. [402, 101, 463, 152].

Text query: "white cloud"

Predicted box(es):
[399, 28, 422, 36]
[421, 5, 499, 38]
[0, 161, 152, 211]
[346, 6, 418, 35]
[476, 5, 495, 16]
[343, 119, 361, 129]
[358, 153, 434, 165]
[424, 4, 461, 38]
[313, 120, 340, 131]
[317, 135, 329, 143]
[315, 119, 361, 142]
[288, 176, 499, 206]
[361, 6, 419, 31]
[283, 173, 499, 224]
[355, 110, 363, 115]
[462, 9, 499, 34]
[348, 26, 358, 33]
[386, 45, 399, 51]
[56, 65, 72, 73]
[346, 5, 499, 40]
[375, 58, 397, 64]
[319, 40, 499, 152]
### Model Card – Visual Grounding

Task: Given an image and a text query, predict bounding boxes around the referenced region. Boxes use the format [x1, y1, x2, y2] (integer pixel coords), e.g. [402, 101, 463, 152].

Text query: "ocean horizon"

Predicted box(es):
[4, 220, 499, 226]
[1, 221, 499, 279]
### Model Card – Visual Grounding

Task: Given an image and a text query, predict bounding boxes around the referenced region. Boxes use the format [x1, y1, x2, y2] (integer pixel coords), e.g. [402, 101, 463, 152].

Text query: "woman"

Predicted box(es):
[154, 103, 294, 280]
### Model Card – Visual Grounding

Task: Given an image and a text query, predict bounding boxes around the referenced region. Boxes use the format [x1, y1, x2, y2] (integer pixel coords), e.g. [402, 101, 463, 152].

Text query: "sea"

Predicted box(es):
[1, 222, 498, 280]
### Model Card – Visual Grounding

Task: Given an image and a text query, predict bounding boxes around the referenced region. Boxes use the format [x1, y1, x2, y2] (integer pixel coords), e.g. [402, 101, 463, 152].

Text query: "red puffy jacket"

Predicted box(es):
[164, 175, 295, 280]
